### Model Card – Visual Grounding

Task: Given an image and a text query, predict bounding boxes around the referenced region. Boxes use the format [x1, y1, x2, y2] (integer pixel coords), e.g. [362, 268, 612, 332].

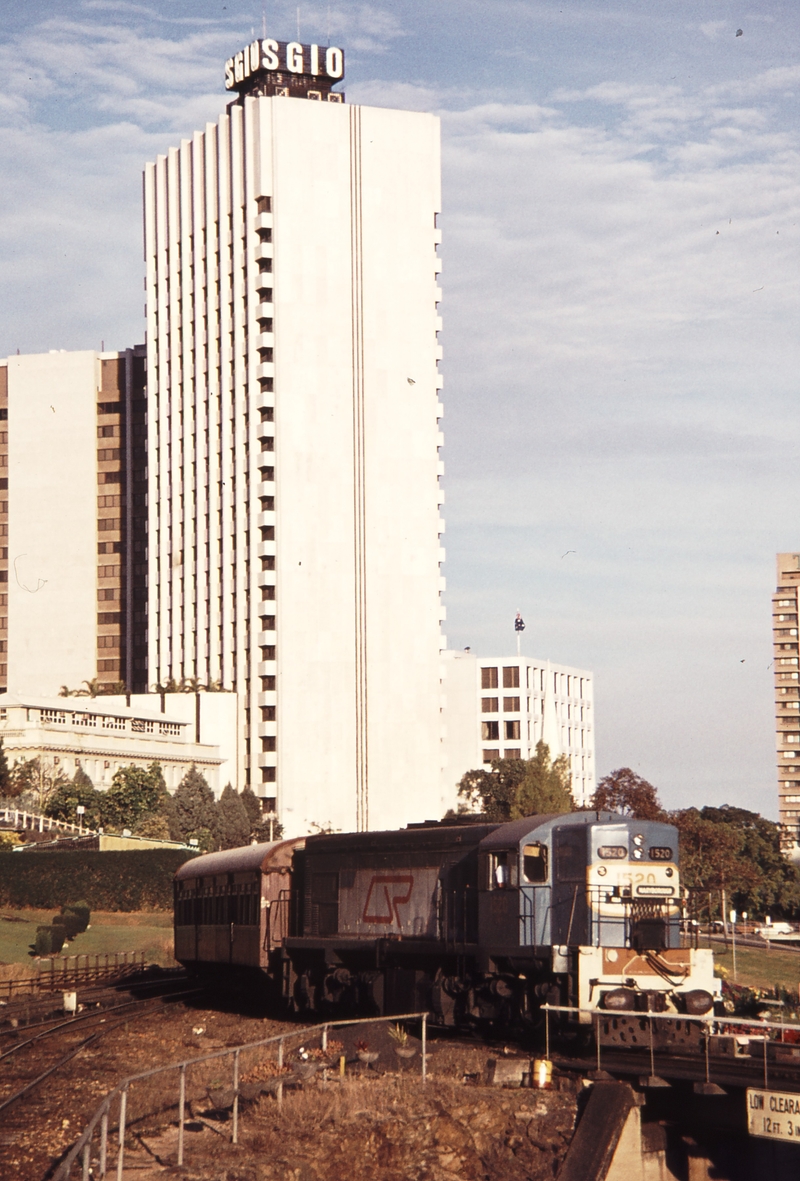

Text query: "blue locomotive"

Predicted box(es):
[174, 811, 718, 1025]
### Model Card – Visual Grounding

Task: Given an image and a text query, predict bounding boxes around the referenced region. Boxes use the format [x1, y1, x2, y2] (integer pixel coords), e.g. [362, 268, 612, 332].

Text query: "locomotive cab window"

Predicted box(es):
[488, 851, 515, 889]
[522, 843, 548, 883]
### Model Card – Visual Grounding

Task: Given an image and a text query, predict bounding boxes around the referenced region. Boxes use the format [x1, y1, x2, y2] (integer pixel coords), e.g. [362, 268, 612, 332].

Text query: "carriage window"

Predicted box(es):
[522, 843, 548, 883]
[597, 846, 627, 860]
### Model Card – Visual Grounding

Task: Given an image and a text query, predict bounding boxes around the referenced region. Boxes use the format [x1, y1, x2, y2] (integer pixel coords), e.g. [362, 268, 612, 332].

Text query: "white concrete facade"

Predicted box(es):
[144, 96, 445, 836]
[4, 352, 99, 696]
[0, 696, 223, 793]
[101, 691, 240, 796]
[440, 652, 596, 809]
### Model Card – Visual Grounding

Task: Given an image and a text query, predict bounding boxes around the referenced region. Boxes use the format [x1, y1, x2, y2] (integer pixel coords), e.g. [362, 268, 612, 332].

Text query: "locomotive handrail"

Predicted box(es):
[54, 1009, 430, 1180]
[541, 1002, 800, 1035]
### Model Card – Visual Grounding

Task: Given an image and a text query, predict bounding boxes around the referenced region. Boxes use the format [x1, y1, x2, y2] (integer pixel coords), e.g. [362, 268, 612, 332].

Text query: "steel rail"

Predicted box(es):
[0, 986, 203, 1063]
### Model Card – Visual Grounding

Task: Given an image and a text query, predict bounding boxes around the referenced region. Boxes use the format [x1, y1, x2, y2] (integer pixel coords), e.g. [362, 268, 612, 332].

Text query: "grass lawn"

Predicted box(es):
[713, 941, 800, 994]
[0, 907, 175, 973]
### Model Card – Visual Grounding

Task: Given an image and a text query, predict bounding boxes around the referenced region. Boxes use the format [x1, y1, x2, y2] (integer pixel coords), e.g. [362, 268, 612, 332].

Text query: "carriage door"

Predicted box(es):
[551, 827, 588, 945]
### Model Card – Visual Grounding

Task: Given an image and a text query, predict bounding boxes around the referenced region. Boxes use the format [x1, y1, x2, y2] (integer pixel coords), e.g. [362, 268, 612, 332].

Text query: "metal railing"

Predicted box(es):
[54, 1009, 430, 1180]
[0, 808, 96, 836]
[0, 952, 146, 1000]
[542, 1002, 800, 1093]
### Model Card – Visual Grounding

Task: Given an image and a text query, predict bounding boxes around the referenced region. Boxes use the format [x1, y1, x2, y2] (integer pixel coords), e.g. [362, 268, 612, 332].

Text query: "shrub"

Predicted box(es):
[63, 901, 91, 932]
[34, 925, 65, 956]
[53, 912, 82, 940]
[0, 850, 199, 911]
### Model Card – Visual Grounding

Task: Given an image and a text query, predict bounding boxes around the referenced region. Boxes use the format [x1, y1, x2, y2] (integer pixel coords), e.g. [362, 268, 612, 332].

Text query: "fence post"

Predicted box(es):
[177, 1066, 186, 1166]
[277, 1038, 284, 1109]
[422, 1013, 427, 1083]
[82, 1138, 91, 1181]
[232, 1050, 240, 1144]
[546, 1006, 551, 1062]
[321, 1024, 328, 1054]
[99, 1108, 108, 1177]
[116, 1087, 127, 1181]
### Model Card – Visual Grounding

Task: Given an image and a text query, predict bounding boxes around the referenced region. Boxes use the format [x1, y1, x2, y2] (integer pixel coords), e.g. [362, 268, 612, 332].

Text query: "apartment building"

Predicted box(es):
[0, 350, 147, 699]
[773, 553, 800, 846]
[143, 41, 445, 834]
[439, 651, 595, 810]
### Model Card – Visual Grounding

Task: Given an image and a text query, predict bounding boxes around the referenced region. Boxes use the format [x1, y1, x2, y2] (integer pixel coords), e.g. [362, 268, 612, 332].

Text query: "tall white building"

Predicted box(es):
[144, 41, 445, 836]
[440, 651, 596, 810]
[0, 348, 148, 700]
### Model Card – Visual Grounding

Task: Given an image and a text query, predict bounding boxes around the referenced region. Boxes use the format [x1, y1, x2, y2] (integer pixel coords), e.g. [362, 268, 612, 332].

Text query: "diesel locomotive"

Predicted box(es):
[173, 811, 719, 1027]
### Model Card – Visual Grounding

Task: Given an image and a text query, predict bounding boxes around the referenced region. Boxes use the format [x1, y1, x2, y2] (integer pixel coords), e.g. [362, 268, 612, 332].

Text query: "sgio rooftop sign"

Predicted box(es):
[225, 39, 345, 101]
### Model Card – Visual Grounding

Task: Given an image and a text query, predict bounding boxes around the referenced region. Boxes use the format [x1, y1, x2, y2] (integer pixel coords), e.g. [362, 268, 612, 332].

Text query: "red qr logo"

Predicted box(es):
[362, 875, 414, 926]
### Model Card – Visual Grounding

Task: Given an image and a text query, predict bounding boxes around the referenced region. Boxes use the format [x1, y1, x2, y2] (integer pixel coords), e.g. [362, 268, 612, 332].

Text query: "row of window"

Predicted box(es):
[481, 665, 591, 698]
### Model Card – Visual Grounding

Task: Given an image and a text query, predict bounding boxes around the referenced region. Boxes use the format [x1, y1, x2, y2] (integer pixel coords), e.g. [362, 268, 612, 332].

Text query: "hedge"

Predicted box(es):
[0, 850, 199, 912]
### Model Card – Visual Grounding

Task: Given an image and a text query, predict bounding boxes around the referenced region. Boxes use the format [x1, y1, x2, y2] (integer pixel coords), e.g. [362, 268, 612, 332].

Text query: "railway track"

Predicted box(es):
[0, 981, 205, 1179]
[0, 968, 188, 1036]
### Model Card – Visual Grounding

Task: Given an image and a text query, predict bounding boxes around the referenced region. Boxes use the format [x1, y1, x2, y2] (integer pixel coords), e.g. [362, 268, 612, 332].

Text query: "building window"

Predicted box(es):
[503, 667, 520, 688]
[504, 748, 521, 760]
[505, 720, 520, 740]
[262, 736, 276, 752]
[482, 748, 499, 763]
[262, 767, 276, 782]
[481, 721, 499, 741]
[481, 667, 498, 689]
[481, 697, 498, 713]
[503, 697, 520, 712]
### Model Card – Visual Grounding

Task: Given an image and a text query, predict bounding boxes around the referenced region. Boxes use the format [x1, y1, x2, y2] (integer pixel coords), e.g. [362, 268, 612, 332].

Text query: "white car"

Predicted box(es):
[756, 922, 794, 938]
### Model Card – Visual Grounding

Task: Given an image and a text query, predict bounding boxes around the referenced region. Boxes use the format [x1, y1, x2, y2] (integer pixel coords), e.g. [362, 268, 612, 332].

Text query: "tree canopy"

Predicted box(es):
[457, 742, 573, 821]
[215, 783, 251, 849]
[168, 764, 218, 850]
[100, 763, 169, 833]
[590, 768, 664, 820]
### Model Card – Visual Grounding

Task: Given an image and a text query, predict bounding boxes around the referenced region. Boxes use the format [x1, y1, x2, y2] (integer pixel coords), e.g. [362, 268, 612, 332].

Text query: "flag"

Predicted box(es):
[514, 612, 525, 633]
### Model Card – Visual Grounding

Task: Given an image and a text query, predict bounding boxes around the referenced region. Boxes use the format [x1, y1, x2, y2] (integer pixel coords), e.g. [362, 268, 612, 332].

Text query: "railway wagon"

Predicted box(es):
[173, 811, 719, 1026]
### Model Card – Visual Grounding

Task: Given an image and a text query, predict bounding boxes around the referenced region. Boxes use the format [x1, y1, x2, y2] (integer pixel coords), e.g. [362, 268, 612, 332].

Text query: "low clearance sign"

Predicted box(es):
[225, 40, 345, 90]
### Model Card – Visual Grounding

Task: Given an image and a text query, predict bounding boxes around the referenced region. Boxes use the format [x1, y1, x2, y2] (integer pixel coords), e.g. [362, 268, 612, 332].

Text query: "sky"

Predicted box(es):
[1, 1, 798, 814]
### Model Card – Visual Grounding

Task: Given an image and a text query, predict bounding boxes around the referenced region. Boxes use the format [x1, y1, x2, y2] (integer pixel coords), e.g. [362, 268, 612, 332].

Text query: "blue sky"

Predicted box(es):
[1, 1, 798, 813]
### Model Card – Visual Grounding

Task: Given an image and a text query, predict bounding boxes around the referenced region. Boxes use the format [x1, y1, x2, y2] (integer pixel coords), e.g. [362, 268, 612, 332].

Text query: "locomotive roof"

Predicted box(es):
[479, 811, 623, 849]
[174, 837, 304, 880]
[304, 822, 500, 854]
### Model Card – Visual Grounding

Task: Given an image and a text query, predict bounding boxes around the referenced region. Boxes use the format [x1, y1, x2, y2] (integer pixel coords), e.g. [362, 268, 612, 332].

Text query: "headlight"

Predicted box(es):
[602, 987, 636, 1011]
[632, 848, 643, 860]
[683, 989, 714, 1016]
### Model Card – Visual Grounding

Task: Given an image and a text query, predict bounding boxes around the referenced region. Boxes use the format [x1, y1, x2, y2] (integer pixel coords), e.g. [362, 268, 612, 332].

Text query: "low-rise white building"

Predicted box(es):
[0, 696, 223, 793]
[440, 652, 596, 811]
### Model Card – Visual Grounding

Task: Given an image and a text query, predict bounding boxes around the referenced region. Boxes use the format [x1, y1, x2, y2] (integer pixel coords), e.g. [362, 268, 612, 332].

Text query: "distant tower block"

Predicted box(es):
[774, 553, 800, 852]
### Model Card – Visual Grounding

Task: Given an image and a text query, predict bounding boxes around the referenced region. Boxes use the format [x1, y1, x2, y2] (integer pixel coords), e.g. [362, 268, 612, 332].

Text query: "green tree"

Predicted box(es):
[9, 757, 69, 810]
[0, 738, 10, 797]
[516, 742, 574, 816]
[45, 769, 103, 829]
[591, 768, 665, 820]
[214, 784, 251, 850]
[240, 783, 263, 837]
[673, 805, 800, 917]
[100, 763, 169, 833]
[457, 743, 574, 821]
[169, 764, 218, 848]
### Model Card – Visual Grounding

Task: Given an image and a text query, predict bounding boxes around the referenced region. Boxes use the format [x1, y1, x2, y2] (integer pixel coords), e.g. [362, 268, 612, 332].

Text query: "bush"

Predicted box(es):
[63, 901, 90, 932]
[34, 925, 65, 956]
[53, 912, 82, 940]
[0, 850, 199, 912]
